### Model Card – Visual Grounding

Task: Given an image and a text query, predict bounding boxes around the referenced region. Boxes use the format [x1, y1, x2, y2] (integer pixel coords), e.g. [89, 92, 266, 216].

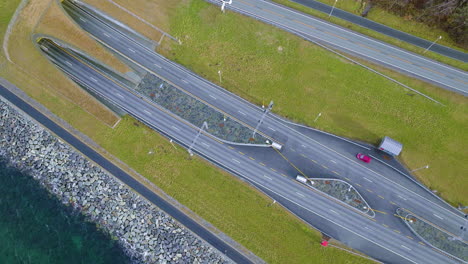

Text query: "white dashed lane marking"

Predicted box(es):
[433, 214, 444, 220]
[363, 177, 373, 183]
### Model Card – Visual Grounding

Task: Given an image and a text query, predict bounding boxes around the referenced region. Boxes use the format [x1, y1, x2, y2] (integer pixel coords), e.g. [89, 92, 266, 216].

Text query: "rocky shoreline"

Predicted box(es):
[0, 97, 232, 264]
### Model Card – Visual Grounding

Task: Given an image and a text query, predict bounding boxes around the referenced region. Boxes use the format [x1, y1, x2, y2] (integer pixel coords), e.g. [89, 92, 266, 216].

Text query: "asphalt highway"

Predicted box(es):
[39, 36, 459, 264]
[206, 0, 468, 96]
[289, 0, 468, 62]
[58, 1, 467, 262]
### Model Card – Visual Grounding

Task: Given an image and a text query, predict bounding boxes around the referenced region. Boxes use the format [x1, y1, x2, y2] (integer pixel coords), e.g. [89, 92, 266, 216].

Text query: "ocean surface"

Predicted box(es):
[0, 158, 131, 264]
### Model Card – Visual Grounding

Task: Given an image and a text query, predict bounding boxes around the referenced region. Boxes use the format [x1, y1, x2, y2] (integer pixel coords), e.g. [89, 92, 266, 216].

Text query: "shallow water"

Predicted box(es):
[0, 158, 131, 264]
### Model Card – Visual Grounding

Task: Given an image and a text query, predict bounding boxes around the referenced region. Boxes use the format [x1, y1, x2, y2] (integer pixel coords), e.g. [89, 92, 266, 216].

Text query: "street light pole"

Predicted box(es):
[252, 100, 273, 138]
[411, 165, 429, 172]
[329, 0, 338, 18]
[423, 36, 442, 53]
[218, 70, 222, 83]
[220, 0, 232, 13]
[188, 121, 208, 156]
[314, 112, 322, 122]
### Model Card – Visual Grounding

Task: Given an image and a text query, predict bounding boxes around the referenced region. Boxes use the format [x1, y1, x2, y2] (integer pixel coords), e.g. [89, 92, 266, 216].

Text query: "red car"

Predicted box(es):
[356, 153, 371, 163]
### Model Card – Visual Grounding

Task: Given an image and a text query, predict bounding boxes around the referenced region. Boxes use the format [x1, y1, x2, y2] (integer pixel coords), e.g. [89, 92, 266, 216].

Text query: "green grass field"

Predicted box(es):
[272, 0, 468, 71]
[163, 0, 468, 207]
[0, 0, 21, 62]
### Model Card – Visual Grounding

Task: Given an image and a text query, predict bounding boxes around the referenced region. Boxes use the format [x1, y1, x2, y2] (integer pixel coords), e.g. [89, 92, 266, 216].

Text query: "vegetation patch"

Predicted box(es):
[300, 177, 373, 216]
[136, 73, 268, 144]
[397, 208, 468, 262]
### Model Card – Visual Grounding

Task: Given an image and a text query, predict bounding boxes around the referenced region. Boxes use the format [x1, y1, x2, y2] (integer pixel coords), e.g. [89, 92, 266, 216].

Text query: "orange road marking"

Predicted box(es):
[325, 31, 348, 41]
[389, 55, 413, 64]
[420, 66, 446, 76]
[357, 43, 380, 52]
[293, 19, 316, 29]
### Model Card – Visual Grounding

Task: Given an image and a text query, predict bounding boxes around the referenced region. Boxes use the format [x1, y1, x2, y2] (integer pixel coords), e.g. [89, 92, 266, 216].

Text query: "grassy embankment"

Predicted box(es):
[272, 0, 468, 71]
[0, 1, 373, 263]
[161, 0, 468, 207]
[0, 0, 127, 126]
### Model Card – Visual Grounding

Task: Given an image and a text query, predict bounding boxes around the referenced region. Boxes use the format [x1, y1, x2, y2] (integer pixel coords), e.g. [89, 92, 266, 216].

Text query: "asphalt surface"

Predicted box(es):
[55, 1, 467, 262]
[39, 37, 457, 264]
[0, 82, 253, 264]
[206, 0, 468, 96]
[289, 0, 468, 62]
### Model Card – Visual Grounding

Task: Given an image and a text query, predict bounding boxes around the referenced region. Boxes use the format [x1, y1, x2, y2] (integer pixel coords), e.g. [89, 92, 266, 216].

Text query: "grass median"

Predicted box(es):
[272, 0, 468, 71]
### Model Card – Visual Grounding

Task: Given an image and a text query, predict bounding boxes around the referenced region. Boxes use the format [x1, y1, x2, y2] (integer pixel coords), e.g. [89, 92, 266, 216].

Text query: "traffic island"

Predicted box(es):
[296, 176, 374, 217]
[396, 208, 468, 262]
[136, 73, 269, 145]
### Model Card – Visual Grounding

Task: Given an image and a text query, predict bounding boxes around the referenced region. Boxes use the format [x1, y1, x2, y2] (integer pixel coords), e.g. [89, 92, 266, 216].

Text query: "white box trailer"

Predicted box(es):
[271, 142, 283, 151]
[378, 136, 402, 156]
[296, 175, 307, 183]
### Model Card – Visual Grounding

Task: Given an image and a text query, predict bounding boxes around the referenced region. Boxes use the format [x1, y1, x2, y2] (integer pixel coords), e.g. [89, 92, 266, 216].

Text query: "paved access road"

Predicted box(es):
[39, 35, 457, 264]
[206, 0, 468, 96]
[0, 81, 253, 264]
[289, 0, 468, 62]
[59, 1, 467, 262]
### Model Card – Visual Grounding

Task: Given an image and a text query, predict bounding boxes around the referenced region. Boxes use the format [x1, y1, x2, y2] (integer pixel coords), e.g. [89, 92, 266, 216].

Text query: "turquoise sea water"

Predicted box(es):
[0, 158, 131, 264]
